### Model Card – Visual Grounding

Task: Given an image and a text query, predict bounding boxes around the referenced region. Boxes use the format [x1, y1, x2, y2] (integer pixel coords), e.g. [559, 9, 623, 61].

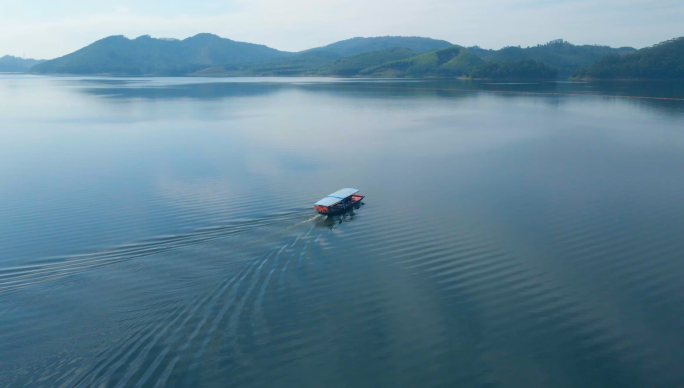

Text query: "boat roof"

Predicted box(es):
[314, 188, 360, 207]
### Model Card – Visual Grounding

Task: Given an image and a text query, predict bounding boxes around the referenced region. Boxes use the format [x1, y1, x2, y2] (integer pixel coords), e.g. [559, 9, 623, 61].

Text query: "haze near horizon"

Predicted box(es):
[2, 0, 683, 59]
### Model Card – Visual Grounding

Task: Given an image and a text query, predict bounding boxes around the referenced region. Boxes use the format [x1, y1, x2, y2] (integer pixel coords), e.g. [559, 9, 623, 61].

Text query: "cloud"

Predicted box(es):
[0, 0, 682, 59]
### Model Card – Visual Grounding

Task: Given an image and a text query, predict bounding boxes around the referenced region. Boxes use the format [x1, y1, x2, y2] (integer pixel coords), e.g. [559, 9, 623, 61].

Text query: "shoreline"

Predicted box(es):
[15, 73, 684, 82]
[569, 76, 684, 82]
[20, 72, 564, 81]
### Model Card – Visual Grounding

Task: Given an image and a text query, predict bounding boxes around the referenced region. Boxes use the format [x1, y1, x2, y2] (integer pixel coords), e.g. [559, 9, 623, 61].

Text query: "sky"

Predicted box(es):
[1, 0, 683, 59]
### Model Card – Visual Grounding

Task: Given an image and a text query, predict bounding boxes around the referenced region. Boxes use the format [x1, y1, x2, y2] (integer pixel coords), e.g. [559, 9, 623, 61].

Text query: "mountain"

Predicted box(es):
[359, 46, 484, 77]
[469, 39, 636, 75]
[307, 36, 453, 57]
[31, 34, 452, 76]
[31, 34, 291, 75]
[0, 55, 45, 72]
[27, 34, 650, 78]
[323, 47, 417, 76]
[572, 37, 684, 79]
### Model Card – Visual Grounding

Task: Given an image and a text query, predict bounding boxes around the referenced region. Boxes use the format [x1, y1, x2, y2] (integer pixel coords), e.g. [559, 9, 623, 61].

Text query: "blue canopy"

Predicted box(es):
[314, 188, 359, 207]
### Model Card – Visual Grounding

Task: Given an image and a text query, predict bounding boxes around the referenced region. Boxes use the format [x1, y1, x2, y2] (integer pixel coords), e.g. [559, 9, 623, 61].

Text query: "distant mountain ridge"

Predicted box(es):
[307, 36, 453, 56]
[468, 39, 635, 75]
[0, 55, 45, 72]
[31, 34, 291, 75]
[22, 33, 677, 79]
[31, 34, 455, 76]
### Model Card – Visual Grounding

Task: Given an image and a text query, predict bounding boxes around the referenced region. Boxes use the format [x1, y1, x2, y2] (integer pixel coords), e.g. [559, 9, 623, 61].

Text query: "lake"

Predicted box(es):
[1, 75, 684, 387]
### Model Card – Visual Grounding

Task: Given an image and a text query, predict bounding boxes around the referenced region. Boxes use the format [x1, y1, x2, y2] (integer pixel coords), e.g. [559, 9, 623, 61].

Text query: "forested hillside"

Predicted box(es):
[572, 37, 684, 79]
[197, 45, 555, 79]
[208, 51, 341, 76]
[307, 36, 453, 56]
[323, 48, 417, 76]
[465, 60, 558, 79]
[469, 40, 635, 75]
[359, 46, 483, 77]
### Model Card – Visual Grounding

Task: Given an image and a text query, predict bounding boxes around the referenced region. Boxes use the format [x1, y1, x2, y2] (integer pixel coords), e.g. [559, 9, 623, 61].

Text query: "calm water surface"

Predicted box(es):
[1, 75, 684, 387]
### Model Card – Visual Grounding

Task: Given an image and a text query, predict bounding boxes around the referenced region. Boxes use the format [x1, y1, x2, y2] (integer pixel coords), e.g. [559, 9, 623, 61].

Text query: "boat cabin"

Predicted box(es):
[313, 188, 365, 215]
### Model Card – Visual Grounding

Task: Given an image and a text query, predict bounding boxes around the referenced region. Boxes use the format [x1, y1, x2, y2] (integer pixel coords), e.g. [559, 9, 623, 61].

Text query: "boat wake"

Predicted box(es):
[0, 211, 314, 294]
[0, 205, 367, 387]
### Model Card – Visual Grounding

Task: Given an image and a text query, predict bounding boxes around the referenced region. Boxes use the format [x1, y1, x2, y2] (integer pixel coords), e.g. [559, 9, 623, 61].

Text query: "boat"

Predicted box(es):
[313, 188, 365, 216]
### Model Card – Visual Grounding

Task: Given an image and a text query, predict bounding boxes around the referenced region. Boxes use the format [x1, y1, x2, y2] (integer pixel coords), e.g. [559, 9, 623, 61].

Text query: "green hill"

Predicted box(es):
[323, 47, 417, 76]
[359, 46, 484, 77]
[196, 48, 418, 76]
[0, 55, 45, 72]
[572, 37, 684, 79]
[469, 39, 635, 75]
[466, 60, 558, 79]
[31, 34, 290, 75]
[197, 46, 494, 78]
[201, 50, 341, 76]
[307, 36, 453, 57]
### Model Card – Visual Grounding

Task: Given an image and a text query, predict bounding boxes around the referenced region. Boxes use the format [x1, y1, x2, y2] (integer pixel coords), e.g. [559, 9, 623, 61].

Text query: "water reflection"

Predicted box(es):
[82, 80, 283, 100]
[1, 75, 684, 387]
[314, 203, 365, 229]
[63, 76, 684, 119]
